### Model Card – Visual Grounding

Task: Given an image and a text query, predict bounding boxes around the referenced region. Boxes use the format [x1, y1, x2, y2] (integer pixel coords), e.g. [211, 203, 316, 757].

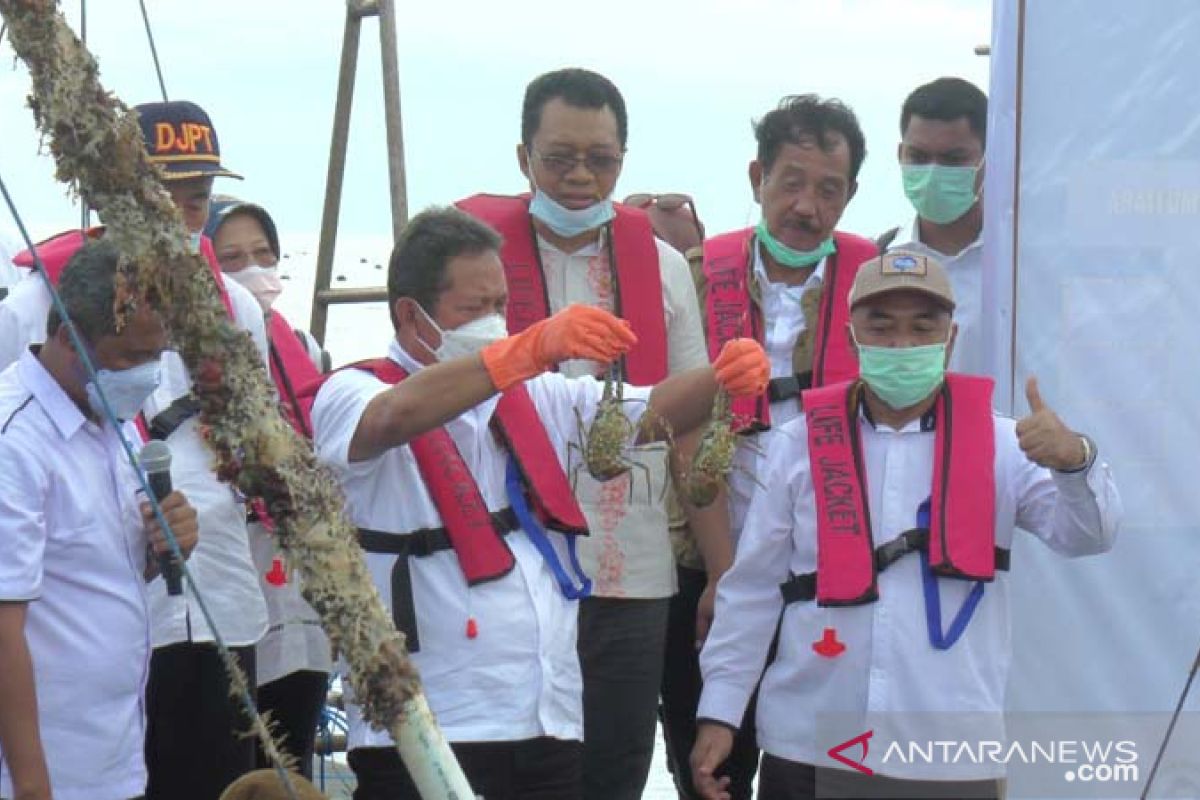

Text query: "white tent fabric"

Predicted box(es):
[990, 0, 1200, 792]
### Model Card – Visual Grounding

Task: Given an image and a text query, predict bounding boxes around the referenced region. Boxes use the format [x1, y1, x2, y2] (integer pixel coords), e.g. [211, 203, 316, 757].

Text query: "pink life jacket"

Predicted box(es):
[265, 310, 320, 438]
[802, 374, 997, 606]
[701, 228, 876, 430]
[14, 227, 234, 316]
[312, 358, 590, 585]
[456, 193, 668, 385]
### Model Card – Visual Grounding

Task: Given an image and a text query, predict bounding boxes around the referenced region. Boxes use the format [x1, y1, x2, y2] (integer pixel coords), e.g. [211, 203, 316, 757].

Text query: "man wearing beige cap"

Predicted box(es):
[690, 251, 1122, 799]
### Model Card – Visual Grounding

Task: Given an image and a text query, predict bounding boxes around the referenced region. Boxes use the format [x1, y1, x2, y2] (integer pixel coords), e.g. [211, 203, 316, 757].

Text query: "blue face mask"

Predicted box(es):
[86, 360, 163, 421]
[755, 219, 835, 269]
[188, 232, 202, 254]
[526, 163, 615, 238]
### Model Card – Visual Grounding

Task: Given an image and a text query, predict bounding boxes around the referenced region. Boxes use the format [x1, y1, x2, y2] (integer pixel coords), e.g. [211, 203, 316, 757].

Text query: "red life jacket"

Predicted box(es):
[14, 227, 234, 316]
[701, 228, 876, 430]
[311, 358, 590, 585]
[802, 374, 997, 606]
[455, 193, 668, 385]
[266, 310, 320, 438]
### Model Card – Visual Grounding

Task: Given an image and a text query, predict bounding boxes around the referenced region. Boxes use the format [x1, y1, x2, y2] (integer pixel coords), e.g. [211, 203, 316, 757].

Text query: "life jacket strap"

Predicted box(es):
[780, 531, 1010, 606]
[147, 394, 201, 441]
[357, 509, 520, 652]
[766, 371, 814, 404]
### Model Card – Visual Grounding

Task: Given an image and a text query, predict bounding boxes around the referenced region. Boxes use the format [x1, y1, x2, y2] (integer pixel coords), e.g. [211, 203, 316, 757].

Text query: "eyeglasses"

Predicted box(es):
[623, 193, 705, 237]
[533, 150, 624, 177]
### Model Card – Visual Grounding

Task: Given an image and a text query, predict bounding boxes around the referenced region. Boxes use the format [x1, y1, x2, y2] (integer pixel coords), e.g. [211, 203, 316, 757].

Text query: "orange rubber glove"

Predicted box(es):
[713, 338, 769, 397]
[480, 304, 638, 391]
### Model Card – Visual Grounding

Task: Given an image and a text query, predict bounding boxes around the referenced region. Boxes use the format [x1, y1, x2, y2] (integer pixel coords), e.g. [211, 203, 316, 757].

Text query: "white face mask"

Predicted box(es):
[417, 306, 508, 362]
[227, 265, 284, 312]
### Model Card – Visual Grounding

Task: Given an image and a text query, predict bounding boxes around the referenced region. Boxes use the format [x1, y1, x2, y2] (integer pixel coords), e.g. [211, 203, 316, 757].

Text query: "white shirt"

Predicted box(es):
[0, 273, 272, 647]
[698, 407, 1121, 780]
[537, 233, 709, 598]
[0, 230, 23, 293]
[251, 323, 332, 685]
[890, 217, 985, 375]
[0, 352, 150, 800]
[725, 246, 827, 536]
[313, 340, 652, 746]
[247, 521, 333, 686]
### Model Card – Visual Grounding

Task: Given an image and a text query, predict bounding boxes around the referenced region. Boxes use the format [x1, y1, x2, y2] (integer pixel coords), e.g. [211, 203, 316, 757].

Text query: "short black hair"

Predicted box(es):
[901, 77, 988, 148]
[521, 68, 628, 150]
[754, 94, 867, 182]
[47, 239, 122, 340]
[387, 207, 503, 326]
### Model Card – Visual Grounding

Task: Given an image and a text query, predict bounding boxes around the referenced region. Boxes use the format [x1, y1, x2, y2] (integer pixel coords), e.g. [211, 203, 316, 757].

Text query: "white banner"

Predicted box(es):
[989, 0, 1200, 790]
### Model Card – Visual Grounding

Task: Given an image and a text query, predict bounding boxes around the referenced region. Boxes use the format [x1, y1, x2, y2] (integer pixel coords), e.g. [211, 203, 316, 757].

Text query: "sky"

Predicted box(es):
[0, 0, 991, 248]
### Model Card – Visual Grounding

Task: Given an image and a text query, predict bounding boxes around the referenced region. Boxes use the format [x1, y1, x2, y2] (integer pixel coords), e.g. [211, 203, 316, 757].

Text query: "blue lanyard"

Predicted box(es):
[918, 498, 985, 650]
[505, 456, 592, 601]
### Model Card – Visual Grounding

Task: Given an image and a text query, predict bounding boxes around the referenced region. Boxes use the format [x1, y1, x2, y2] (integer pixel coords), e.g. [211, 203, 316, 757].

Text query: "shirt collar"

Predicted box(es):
[858, 385, 938, 434]
[897, 216, 984, 258]
[751, 237, 826, 290]
[388, 338, 427, 374]
[17, 348, 90, 440]
[536, 229, 605, 258]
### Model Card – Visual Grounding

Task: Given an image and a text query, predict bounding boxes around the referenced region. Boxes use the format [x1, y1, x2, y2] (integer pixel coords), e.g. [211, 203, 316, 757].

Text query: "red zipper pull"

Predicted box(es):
[265, 557, 288, 587]
[812, 627, 846, 658]
[465, 616, 479, 639]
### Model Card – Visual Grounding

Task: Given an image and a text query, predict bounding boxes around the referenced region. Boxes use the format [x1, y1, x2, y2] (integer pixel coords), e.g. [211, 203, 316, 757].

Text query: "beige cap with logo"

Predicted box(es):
[848, 249, 956, 311]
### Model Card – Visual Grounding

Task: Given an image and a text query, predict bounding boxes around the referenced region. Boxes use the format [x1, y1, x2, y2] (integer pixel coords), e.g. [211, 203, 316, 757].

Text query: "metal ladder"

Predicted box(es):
[308, 0, 408, 345]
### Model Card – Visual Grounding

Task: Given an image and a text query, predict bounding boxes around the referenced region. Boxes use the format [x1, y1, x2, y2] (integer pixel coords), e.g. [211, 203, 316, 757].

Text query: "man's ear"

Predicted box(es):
[846, 179, 858, 204]
[517, 143, 531, 180]
[845, 320, 857, 353]
[944, 321, 959, 367]
[748, 160, 764, 204]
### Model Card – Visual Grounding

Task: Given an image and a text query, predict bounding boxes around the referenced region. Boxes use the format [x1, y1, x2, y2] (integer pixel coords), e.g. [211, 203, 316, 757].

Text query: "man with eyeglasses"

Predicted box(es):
[877, 77, 988, 375]
[677, 95, 879, 800]
[457, 68, 709, 800]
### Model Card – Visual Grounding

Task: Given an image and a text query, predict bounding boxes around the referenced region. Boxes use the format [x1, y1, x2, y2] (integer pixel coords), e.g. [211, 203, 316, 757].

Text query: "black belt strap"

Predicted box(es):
[780, 527, 1011, 605]
[148, 394, 201, 440]
[357, 508, 520, 651]
[767, 371, 813, 403]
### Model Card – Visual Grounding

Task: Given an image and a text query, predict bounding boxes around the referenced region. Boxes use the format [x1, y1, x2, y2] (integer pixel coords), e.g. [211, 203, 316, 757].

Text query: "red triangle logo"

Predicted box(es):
[827, 730, 874, 776]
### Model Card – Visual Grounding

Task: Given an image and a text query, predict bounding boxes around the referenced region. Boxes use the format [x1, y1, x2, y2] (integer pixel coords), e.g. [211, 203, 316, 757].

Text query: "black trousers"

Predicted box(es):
[348, 737, 582, 800]
[144, 642, 257, 800]
[255, 669, 329, 780]
[757, 755, 1001, 800]
[577, 595, 670, 800]
[661, 565, 760, 799]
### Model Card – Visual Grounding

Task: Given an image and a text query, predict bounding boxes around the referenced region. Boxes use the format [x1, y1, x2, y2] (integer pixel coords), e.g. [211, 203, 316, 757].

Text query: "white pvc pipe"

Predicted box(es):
[392, 695, 478, 800]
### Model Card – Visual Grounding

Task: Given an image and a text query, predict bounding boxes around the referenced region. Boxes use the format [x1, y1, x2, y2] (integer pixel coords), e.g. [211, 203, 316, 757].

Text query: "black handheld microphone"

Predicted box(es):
[139, 440, 183, 596]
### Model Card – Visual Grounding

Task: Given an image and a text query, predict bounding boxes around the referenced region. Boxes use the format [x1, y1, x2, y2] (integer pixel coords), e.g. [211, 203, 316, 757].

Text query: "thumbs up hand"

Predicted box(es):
[1016, 376, 1088, 471]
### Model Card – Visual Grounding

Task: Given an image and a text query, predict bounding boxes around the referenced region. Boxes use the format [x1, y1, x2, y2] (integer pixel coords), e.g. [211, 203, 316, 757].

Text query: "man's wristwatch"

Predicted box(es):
[1059, 433, 1097, 473]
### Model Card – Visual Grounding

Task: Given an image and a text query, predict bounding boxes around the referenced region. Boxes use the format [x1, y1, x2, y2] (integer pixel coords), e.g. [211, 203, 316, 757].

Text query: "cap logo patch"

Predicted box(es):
[882, 254, 926, 275]
[154, 122, 215, 156]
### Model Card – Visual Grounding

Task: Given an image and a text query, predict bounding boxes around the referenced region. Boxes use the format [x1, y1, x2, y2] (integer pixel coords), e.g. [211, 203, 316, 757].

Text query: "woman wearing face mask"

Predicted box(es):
[204, 198, 332, 779]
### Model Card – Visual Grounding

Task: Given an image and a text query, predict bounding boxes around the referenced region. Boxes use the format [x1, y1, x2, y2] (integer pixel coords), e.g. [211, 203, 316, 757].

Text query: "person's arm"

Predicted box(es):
[690, 425, 802, 799]
[348, 304, 637, 462]
[0, 602, 51, 800]
[685, 492, 735, 645]
[640, 339, 768, 443]
[1013, 377, 1121, 555]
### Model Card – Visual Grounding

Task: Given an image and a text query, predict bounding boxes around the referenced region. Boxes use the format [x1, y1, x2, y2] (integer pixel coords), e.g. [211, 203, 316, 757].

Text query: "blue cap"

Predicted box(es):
[135, 100, 242, 180]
